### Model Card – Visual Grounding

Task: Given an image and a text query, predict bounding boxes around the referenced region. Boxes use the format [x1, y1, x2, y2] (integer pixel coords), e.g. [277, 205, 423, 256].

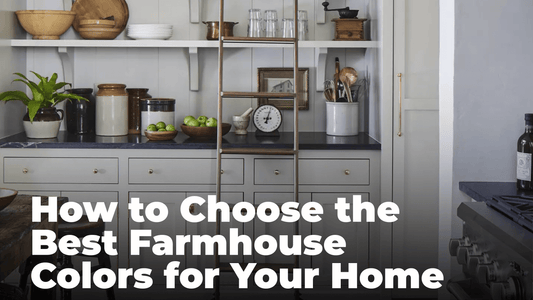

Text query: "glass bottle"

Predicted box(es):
[517, 113, 533, 190]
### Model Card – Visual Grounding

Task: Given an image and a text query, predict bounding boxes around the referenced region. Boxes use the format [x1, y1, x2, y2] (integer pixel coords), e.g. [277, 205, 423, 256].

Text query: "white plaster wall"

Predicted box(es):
[0, 1, 26, 138]
[452, 0, 533, 268]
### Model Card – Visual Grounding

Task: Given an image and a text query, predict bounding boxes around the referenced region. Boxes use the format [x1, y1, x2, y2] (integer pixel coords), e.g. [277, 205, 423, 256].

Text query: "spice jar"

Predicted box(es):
[139, 98, 175, 131]
[96, 84, 128, 136]
[65, 88, 95, 134]
[127, 88, 151, 134]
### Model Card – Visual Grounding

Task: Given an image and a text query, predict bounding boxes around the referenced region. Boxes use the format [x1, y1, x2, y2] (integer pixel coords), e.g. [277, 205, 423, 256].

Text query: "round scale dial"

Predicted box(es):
[253, 105, 282, 133]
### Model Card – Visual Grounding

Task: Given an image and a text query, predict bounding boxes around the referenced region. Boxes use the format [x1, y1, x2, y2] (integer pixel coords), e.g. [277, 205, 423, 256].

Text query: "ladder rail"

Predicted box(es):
[216, 1, 300, 298]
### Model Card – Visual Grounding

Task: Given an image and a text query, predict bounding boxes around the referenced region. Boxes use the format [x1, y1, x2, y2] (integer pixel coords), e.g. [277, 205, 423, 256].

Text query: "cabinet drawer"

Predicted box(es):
[254, 159, 369, 185]
[129, 158, 244, 185]
[300, 159, 370, 185]
[3, 157, 118, 184]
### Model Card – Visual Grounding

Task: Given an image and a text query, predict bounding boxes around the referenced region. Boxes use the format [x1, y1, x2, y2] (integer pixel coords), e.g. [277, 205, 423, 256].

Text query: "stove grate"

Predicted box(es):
[489, 196, 533, 233]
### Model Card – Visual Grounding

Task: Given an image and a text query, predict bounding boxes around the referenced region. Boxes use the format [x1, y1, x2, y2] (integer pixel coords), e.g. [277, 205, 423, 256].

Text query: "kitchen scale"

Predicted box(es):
[253, 104, 282, 137]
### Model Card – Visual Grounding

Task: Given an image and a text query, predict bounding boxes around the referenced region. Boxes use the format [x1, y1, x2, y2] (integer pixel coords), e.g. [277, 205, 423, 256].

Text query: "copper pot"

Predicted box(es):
[203, 21, 238, 40]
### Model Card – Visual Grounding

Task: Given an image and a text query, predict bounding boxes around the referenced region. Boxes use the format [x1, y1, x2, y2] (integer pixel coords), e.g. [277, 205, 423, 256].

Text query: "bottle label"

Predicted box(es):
[517, 152, 532, 181]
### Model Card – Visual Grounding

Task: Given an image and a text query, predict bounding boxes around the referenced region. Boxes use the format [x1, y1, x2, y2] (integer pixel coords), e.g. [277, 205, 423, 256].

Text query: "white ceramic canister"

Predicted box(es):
[139, 98, 175, 130]
[95, 84, 129, 136]
[326, 101, 359, 136]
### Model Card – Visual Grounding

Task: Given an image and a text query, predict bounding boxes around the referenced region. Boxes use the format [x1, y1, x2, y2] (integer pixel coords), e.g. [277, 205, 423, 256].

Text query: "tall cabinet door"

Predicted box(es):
[392, 0, 439, 297]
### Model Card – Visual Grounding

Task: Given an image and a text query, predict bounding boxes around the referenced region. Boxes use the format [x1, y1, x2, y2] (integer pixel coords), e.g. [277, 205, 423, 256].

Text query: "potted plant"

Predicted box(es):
[0, 71, 87, 138]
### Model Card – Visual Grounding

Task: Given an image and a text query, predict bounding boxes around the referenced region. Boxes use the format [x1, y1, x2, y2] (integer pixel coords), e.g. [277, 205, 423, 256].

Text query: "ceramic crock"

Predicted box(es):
[22, 107, 64, 139]
[96, 84, 128, 136]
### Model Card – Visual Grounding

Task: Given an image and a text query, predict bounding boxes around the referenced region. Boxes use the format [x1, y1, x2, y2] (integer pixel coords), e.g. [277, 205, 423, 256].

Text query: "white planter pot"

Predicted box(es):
[23, 120, 62, 139]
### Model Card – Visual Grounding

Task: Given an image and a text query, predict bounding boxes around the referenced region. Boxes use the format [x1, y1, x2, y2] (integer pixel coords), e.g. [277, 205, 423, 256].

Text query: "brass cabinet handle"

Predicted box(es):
[397, 73, 403, 137]
[344, 169, 350, 175]
[22, 168, 28, 174]
[274, 170, 280, 175]
[93, 169, 98, 174]
[148, 169, 154, 174]
[189, 204, 195, 214]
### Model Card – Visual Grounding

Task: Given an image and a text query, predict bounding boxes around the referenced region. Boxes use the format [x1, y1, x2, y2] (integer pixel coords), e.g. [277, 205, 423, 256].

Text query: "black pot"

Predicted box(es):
[65, 88, 95, 134]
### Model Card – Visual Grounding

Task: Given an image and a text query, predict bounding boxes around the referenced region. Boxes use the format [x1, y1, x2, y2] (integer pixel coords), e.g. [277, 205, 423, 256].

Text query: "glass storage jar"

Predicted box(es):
[139, 98, 175, 131]
[96, 84, 128, 136]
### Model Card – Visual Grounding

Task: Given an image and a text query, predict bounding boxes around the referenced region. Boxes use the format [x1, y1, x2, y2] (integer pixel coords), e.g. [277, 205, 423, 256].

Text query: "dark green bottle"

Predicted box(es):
[517, 113, 533, 190]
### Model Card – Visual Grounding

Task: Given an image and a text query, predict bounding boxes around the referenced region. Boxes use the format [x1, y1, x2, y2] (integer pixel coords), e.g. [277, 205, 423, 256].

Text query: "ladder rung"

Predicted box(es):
[219, 262, 296, 273]
[222, 37, 296, 44]
[221, 148, 297, 155]
[222, 92, 296, 98]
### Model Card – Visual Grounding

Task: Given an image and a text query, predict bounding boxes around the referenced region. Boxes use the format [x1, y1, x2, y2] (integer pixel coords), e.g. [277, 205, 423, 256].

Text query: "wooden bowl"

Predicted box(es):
[16, 10, 76, 40]
[0, 188, 18, 212]
[78, 27, 122, 39]
[144, 130, 178, 141]
[79, 19, 116, 29]
[180, 123, 231, 138]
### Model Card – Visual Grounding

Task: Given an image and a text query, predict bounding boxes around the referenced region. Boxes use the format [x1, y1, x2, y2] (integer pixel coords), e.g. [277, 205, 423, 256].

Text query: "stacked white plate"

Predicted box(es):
[127, 24, 173, 40]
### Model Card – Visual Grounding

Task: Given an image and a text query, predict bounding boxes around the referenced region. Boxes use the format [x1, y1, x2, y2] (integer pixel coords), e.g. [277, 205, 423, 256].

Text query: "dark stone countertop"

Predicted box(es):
[459, 181, 533, 202]
[0, 132, 381, 150]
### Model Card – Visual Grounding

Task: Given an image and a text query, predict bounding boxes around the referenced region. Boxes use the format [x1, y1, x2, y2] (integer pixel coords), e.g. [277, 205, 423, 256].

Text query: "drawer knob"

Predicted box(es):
[344, 169, 350, 175]
[274, 170, 280, 175]
[93, 169, 98, 174]
[220, 170, 224, 174]
[148, 169, 154, 175]
[189, 204, 195, 214]
[22, 168, 28, 174]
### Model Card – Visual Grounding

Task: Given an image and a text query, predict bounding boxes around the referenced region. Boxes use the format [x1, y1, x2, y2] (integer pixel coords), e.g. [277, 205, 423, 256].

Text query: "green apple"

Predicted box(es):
[197, 115, 208, 124]
[200, 123, 207, 127]
[166, 124, 176, 131]
[146, 124, 157, 131]
[183, 115, 195, 124]
[186, 119, 200, 127]
[158, 128, 166, 132]
[156, 121, 166, 130]
[206, 117, 217, 127]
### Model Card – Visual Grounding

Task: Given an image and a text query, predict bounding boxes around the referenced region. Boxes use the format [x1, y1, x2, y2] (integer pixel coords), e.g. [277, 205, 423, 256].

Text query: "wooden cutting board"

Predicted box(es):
[71, 0, 129, 32]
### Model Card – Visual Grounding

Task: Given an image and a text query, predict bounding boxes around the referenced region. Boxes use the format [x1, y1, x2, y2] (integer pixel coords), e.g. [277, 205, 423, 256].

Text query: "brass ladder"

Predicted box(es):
[215, 0, 300, 299]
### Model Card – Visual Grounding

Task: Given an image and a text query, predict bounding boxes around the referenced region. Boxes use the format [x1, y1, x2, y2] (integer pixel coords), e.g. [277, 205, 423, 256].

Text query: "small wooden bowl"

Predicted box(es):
[78, 27, 121, 40]
[144, 130, 178, 141]
[180, 123, 231, 138]
[0, 188, 18, 212]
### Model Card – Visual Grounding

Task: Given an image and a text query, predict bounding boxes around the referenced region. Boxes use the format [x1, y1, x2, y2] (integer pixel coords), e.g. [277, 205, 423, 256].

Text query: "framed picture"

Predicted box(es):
[257, 68, 309, 110]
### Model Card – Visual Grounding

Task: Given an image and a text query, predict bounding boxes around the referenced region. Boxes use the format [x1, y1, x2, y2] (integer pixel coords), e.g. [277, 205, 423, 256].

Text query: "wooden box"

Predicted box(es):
[332, 18, 367, 41]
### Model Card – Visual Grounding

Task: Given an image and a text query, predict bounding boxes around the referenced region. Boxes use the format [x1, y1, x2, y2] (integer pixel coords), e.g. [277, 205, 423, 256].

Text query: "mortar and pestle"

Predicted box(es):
[232, 107, 253, 135]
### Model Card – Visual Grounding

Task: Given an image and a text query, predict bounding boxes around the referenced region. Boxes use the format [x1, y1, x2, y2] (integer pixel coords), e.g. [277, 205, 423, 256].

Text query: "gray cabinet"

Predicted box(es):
[0, 148, 380, 289]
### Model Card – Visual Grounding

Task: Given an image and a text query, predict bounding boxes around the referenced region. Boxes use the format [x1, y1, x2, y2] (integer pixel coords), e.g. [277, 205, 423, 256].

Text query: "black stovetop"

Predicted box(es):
[488, 195, 533, 233]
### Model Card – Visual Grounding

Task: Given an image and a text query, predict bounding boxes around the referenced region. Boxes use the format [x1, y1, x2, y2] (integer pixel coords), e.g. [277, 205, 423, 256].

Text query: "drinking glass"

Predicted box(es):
[297, 10, 308, 21]
[298, 19, 308, 40]
[281, 18, 295, 38]
[249, 9, 261, 20]
[264, 10, 278, 37]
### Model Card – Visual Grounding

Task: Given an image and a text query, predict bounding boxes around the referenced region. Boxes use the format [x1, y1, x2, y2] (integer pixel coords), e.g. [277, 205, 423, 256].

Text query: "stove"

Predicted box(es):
[448, 198, 533, 300]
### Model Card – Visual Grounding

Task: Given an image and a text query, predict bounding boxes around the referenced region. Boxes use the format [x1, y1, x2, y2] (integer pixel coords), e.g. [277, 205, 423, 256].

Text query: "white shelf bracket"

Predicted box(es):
[189, 47, 199, 91]
[316, 47, 328, 92]
[189, 0, 201, 24]
[58, 47, 74, 87]
[63, 0, 72, 11]
[316, 0, 326, 24]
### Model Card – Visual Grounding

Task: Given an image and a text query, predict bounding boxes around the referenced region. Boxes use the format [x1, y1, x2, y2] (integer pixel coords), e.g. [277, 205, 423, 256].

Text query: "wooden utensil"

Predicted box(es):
[340, 67, 358, 87]
[71, 0, 129, 32]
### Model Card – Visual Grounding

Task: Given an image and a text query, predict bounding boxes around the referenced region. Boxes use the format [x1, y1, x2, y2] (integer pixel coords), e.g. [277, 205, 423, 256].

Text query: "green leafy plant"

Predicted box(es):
[0, 71, 87, 122]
